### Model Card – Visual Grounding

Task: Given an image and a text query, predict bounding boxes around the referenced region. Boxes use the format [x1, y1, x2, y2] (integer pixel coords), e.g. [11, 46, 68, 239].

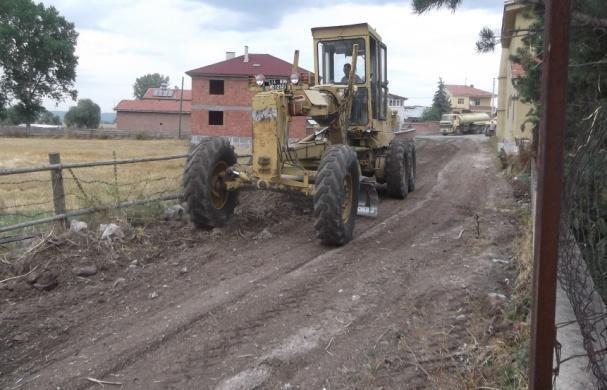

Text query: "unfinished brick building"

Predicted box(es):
[186, 47, 310, 149]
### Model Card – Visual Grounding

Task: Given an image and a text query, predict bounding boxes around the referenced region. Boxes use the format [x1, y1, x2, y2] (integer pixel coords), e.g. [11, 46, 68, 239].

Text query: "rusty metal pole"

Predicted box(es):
[529, 0, 571, 388]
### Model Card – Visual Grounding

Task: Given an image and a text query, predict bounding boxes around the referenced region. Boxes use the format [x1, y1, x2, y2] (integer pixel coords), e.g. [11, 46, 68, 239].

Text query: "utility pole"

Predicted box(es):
[529, 0, 571, 388]
[178, 76, 184, 139]
[492, 77, 496, 116]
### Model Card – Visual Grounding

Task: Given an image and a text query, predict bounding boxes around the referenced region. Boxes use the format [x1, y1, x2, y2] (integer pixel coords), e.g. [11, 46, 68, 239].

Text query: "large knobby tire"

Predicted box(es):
[385, 139, 409, 199]
[183, 137, 237, 228]
[313, 145, 360, 246]
[407, 143, 416, 192]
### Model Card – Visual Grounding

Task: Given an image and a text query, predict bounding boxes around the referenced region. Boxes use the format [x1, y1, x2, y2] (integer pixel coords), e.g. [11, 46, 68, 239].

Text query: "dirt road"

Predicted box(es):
[1, 135, 521, 389]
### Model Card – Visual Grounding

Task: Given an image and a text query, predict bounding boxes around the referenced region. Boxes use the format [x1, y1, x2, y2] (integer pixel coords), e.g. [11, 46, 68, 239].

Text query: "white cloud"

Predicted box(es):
[41, 0, 502, 112]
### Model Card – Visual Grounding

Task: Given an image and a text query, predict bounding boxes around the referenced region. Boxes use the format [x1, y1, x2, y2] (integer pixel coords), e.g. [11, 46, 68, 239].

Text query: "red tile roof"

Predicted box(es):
[114, 99, 191, 114]
[511, 63, 526, 78]
[445, 84, 492, 97]
[142, 88, 192, 101]
[186, 54, 310, 78]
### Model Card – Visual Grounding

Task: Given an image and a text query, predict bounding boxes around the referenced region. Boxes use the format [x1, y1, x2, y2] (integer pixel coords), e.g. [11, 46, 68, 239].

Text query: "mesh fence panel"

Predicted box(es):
[558, 103, 607, 383]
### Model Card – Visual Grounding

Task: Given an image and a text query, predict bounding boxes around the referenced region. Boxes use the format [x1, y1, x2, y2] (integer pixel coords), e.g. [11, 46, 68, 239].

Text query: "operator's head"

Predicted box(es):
[343, 63, 352, 76]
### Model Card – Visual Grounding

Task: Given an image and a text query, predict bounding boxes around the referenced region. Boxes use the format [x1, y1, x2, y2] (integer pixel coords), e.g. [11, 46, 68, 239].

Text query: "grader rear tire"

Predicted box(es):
[183, 137, 237, 228]
[385, 139, 409, 199]
[313, 145, 360, 246]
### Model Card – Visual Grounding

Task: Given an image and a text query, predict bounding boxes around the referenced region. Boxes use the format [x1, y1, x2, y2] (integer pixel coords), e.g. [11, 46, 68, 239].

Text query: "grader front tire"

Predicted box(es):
[313, 145, 360, 246]
[183, 138, 237, 228]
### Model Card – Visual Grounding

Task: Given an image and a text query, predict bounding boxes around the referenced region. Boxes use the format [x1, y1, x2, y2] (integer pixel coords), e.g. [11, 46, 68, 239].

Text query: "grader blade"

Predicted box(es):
[357, 179, 379, 217]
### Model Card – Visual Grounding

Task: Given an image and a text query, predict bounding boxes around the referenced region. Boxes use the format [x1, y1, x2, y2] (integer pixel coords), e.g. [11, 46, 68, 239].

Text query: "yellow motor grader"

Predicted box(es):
[183, 23, 416, 245]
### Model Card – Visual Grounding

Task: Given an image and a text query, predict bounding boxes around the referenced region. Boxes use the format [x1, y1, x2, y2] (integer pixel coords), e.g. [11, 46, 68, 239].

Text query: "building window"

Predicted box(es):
[209, 79, 224, 95]
[471, 98, 481, 106]
[457, 98, 464, 105]
[209, 111, 223, 125]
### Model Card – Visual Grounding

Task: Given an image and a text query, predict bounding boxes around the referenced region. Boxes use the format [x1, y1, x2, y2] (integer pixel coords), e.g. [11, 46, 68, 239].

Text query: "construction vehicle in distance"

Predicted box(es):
[183, 23, 416, 246]
[440, 112, 491, 135]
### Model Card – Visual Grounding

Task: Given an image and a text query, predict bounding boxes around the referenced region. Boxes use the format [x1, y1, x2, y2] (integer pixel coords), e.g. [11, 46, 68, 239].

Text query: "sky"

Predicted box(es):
[40, 0, 504, 113]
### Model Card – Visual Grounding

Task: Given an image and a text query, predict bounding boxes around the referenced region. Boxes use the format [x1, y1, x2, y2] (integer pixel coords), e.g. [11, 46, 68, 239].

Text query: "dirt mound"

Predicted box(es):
[229, 191, 313, 233]
[1, 191, 313, 299]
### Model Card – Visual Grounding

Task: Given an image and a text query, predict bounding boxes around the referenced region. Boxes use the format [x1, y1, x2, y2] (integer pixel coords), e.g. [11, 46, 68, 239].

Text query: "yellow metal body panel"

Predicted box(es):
[304, 89, 328, 107]
[251, 92, 288, 180]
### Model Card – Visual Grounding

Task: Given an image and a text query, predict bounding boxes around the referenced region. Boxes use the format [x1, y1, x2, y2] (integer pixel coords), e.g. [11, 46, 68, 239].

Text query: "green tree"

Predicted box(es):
[37, 110, 62, 125]
[64, 99, 101, 129]
[0, 94, 7, 121]
[412, 0, 461, 13]
[2, 105, 28, 125]
[423, 78, 451, 121]
[0, 0, 78, 130]
[133, 73, 169, 99]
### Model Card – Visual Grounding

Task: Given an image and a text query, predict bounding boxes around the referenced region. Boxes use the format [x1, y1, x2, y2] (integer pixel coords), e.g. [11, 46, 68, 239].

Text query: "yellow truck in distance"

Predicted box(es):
[440, 112, 491, 135]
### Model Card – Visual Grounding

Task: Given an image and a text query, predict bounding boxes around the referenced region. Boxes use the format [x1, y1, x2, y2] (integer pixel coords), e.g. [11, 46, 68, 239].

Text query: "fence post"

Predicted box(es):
[528, 0, 571, 388]
[49, 153, 68, 229]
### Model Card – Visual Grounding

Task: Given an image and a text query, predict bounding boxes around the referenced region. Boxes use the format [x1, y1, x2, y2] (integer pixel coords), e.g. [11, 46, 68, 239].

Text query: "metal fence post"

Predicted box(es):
[49, 153, 68, 229]
[529, 0, 571, 388]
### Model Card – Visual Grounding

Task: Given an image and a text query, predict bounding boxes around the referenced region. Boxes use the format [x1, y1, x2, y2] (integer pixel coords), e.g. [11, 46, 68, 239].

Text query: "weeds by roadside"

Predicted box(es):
[495, 208, 533, 389]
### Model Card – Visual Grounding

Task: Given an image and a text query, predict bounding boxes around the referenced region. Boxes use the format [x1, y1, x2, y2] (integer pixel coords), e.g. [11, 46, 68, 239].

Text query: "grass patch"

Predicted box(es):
[495, 208, 533, 389]
[0, 137, 190, 240]
[0, 137, 188, 215]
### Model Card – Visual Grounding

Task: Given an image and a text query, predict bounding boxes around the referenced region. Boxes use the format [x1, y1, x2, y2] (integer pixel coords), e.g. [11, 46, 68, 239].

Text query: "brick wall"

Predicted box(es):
[191, 76, 307, 145]
[116, 112, 191, 136]
[404, 121, 440, 135]
[192, 78, 254, 106]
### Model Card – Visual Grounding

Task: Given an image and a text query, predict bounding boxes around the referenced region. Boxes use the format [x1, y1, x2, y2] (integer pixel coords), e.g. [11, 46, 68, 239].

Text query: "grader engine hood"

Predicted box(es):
[289, 87, 343, 118]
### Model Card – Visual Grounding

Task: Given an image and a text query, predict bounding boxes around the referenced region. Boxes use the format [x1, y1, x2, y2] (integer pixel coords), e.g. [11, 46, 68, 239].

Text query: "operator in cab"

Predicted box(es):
[340, 63, 363, 84]
[340, 63, 364, 122]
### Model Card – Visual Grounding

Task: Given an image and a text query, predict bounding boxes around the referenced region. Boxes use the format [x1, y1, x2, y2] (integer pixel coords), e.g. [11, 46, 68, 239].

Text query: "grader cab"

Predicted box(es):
[183, 23, 416, 245]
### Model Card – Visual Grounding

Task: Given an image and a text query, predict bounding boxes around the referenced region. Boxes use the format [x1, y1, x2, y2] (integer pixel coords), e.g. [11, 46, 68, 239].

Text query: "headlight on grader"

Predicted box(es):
[255, 74, 265, 86]
[290, 72, 300, 85]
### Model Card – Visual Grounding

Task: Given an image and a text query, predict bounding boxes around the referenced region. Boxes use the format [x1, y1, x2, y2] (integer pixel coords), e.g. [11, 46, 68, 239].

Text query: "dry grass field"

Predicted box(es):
[1, 137, 191, 228]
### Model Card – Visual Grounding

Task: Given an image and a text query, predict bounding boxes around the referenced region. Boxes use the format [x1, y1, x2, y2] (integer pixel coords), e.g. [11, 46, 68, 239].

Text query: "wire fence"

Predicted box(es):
[557, 103, 607, 383]
[0, 151, 189, 237]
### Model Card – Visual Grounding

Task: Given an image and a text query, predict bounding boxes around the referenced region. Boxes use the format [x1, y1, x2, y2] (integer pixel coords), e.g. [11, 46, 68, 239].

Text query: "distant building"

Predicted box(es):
[388, 93, 407, 125]
[403, 106, 427, 122]
[445, 84, 493, 114]
[186, 47, 311, 148]
[497, 0, 535, 153]
[114, 86, 191, 136]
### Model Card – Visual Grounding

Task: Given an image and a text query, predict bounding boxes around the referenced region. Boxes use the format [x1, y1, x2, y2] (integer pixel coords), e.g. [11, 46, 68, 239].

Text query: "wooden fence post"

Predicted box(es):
[49, 153, 68, 229]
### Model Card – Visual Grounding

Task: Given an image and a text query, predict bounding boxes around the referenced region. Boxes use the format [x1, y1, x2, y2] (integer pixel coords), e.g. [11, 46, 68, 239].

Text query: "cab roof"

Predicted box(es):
[311, 23, 382, 42]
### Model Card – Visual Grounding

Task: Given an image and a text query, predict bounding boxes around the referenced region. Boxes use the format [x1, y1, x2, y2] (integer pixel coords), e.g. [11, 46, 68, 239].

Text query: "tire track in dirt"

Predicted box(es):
[33, 139, 448, 389]
[4, 136, 516, 390]
[91, 138, 484, 389]
[253, 138, 501, 389]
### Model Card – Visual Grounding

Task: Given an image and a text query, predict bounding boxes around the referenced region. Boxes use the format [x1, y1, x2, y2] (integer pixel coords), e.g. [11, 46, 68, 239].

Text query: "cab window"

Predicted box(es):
[317, 39, 366, 84]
